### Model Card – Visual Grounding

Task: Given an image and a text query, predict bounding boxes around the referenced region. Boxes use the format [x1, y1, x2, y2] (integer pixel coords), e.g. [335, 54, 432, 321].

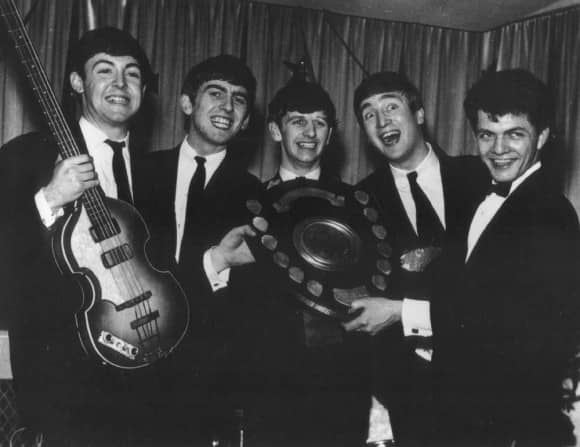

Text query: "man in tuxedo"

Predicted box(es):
[347, 69, 580, 446]
[0, 27, 156, 445]
[136, 54, 264, 443]
[342, 71, 488, 445]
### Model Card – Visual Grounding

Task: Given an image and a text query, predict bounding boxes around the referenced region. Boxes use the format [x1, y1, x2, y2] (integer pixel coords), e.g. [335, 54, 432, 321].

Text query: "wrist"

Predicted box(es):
[42, 185, 63, 212]
[210, 245, 227, 273]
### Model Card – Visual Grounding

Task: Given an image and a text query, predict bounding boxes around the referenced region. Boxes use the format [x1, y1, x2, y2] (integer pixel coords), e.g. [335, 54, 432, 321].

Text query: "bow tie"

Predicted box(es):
[487, 181, 511, 197]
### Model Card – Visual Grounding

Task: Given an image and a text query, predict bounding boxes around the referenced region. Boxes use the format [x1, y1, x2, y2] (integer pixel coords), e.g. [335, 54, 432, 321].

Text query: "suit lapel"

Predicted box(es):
[373, 166, 417, 243]
[465, 170, 541, 268]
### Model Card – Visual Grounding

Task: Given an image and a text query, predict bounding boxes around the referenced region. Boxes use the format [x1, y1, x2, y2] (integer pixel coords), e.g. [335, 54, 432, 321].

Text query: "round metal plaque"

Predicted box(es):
[247, 178, 392, 320]
[293, 218, 361, 271]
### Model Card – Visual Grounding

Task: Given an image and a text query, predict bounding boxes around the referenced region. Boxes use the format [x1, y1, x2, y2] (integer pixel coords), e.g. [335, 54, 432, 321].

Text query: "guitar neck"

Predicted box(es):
[0, 0, 119, 236]
[0, 0, 81, 160]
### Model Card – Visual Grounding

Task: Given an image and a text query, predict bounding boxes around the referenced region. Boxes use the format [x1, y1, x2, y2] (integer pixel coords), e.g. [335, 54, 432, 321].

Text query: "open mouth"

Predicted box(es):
[106, 95, 129, 105]
[297, 141, 318, 150]
[211, 116, 233, 130]
[380, 130, 401, 146]
[490, 158, 516, 169]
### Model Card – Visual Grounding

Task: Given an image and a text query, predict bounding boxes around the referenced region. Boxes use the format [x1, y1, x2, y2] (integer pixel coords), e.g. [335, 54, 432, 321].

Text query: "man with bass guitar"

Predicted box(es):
[0, 26, 172, 446]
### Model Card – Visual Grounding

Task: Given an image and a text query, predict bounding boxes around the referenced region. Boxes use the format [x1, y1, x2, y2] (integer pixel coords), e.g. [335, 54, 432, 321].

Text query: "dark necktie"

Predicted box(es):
[407, 171, 445, 245]
[487, 181, 511, 197]
[179, 156, 206, 266]
[105, 139, 132, 204]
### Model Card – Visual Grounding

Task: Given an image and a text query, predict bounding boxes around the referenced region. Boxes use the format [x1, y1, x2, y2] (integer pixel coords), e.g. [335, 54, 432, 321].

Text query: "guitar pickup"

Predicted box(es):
[90, 218, 121, 242]
[130, 311, 160, 330]
[116, 291, 152, 311]
[102, 243, 134, 268]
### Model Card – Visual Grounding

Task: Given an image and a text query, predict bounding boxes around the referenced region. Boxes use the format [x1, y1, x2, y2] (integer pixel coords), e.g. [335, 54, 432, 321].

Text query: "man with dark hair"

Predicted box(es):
[137, 54, 263, 444]
[350, 68, 580, 446]
[343, 71, 488, 445]
[265, 79, 337, 184]
[242, 79, 370, 445]
[0, 27, 156, 446]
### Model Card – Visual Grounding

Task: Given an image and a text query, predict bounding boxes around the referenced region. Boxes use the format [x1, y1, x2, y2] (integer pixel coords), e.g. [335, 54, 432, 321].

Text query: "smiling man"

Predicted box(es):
[137, 54, 264, 444]
[0, 27, 156, 445]
[430, 69, 580, 445]
[343, 71, 488, 445]
[265, 80, 336, 184]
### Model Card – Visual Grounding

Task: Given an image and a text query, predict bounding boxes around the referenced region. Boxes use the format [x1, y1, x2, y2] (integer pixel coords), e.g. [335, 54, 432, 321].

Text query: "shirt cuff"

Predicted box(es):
[35, 188, 64, 228]
[402, 299, 432, 337]
[203, 248, 231, 292]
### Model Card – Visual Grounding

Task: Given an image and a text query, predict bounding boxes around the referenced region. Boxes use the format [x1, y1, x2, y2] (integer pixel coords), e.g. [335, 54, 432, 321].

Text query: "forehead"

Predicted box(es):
[476, 111, 535, 131]
[282, 110, 329, 122]
[84, 52, 140, 71]
[359, 91, 408, 110]
[198, 79, 248, 96]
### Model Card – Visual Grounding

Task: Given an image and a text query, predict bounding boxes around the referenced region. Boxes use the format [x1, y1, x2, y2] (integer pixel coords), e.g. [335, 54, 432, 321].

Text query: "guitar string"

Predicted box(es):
[3, 3, 159, 353]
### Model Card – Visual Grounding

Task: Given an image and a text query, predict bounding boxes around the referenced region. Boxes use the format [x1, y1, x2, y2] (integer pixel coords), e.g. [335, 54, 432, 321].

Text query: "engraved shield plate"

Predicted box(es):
[246, 178, 392, 320]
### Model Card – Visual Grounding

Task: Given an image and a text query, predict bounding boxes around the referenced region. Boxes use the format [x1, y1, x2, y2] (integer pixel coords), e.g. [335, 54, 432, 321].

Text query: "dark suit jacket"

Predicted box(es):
[0, 130, 152, 445]
[136, 144, 264, 438]
[246, 171, 371, 445]
[431, 169, 580, 446]
[356, 150, 489, 443]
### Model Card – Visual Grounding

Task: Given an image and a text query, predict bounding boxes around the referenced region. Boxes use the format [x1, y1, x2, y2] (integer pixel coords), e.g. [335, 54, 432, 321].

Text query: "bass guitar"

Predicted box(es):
[0, 0, 189, 369]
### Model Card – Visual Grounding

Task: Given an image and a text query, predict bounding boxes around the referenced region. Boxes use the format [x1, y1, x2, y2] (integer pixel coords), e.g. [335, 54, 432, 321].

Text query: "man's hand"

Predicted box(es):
[210, 217, 268, 273]
[43, 154, 98, 210]
[342, 297, 403, 335]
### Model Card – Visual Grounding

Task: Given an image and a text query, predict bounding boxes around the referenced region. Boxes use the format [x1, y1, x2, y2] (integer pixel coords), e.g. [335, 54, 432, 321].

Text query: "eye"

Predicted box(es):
[96, 66, 113, 75]
[126, 68, 142, 80]
[476, 131, 493, 141]
[233, 95, 247, 107]
[384, 103, 398, 113]
[291, 118, 307, 127]
[209, 89, 222, 98]
[314, 120, 328, 129]
[362, 111, 375, 121]
[508, 130, 526, 139]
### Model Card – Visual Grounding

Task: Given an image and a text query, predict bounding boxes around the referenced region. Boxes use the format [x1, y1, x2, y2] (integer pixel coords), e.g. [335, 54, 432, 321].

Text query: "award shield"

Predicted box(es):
[246, 178, 392, 320]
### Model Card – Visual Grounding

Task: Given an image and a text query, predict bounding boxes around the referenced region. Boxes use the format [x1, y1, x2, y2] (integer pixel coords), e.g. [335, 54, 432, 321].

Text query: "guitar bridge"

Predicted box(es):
[98, 331, 138, 360]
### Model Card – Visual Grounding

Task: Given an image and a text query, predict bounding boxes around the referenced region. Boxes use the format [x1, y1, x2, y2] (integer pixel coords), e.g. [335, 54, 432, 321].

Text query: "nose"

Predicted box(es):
[221, 94, 234, 112]
[113, 70, 126, 88]
[303, 121, 316, 138]
[376, 112, 390, 129]
[492, 136, 507, 154]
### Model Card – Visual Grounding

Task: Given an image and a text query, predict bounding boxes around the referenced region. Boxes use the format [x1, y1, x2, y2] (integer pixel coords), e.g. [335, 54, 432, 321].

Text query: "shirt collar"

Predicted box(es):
[180, 137, 227, 165]
[79, 116, 129, 148]
[390, 143, 439, 187]
[504, 161, 542, 196]
[279, 166, 321, 182]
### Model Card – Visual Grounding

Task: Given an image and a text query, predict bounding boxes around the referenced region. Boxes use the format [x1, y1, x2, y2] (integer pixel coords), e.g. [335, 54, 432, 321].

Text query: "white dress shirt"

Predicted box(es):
[390, 144, 445, 234]
[466, 161, 541, 260]
[172, 138, 229, 292]
[35, 117, 131, 227]
[278, 165, 321, 182]
[174, 138, 226, 261]
[402, 162, 543, 337]
[391, 144, 443, 360]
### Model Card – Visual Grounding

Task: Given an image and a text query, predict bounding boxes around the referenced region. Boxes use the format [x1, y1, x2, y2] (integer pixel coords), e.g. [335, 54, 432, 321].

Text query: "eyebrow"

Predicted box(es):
[91, 59, 141, 71]
[360, 93, 403, 111]
[203, 83, 248, 100]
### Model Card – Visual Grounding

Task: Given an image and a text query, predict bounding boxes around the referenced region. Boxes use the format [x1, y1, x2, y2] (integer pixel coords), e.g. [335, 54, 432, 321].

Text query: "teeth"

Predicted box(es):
[380, 130, 400, 145]
[297, 142, 317, 149]
[107, 96, 128, 104]
[492, 159, 514, 167]
[211, 117, 232, 129]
